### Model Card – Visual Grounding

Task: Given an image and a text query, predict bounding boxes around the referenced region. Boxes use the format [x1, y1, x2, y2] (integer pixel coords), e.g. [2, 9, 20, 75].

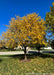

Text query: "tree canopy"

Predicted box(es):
[45, 2, 54, 35]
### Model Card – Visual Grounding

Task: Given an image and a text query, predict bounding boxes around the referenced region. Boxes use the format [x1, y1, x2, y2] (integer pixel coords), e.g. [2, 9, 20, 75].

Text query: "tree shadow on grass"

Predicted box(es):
[0, 59, 2, 63]
[38, 53, 54, 59]
[8, 54, 37, 60]
[8, 52, 54, 61]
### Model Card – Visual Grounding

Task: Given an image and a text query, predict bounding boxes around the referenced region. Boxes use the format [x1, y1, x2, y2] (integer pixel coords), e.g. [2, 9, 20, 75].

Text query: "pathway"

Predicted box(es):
[0, 50, 54, 55]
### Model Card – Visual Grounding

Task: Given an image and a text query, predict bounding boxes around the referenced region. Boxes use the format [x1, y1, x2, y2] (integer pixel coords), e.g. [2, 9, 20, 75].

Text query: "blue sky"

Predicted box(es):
[0, 0, 54, 38]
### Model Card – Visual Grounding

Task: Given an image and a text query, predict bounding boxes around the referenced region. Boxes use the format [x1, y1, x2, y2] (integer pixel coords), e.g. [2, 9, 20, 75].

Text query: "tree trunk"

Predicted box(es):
[24, 46, 27, 61]
[38, 49, 40, 55]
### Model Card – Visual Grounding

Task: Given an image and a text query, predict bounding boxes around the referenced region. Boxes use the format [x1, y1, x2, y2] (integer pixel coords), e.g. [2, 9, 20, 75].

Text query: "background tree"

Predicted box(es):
[45, 2, 54, 35]
[51, 40, 54, 49]
[45, 2, 54, 46]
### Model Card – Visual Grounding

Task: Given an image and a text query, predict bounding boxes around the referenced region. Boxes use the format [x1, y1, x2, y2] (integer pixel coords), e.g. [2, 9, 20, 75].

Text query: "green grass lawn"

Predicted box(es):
[0, 53, 54, 75]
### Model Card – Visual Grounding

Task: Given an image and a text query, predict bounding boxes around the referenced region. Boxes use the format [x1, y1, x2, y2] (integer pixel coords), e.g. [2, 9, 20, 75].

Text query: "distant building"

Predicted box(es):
[43, 46, 52, 49]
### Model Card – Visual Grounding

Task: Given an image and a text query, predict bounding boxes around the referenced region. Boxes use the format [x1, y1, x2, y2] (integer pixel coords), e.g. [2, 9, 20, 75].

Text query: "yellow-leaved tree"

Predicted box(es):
[2, 13, 47, 61]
